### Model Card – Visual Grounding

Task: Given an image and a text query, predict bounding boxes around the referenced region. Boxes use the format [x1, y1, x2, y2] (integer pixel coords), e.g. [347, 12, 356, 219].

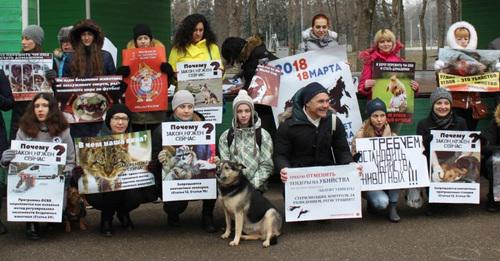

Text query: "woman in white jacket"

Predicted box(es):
[298, 14, 338, 53]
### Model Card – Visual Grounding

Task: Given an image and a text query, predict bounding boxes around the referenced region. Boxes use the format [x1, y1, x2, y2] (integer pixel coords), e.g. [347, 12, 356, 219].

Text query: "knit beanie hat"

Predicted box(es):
[430, 87, 452, 105]
[23, 25, 44, 46]
[105, 104, 132, 130]
[366, 98, 387, 117]
[133, 24, 153, 41]
[232, 90, 255, 127]
[57, 26, 73, 43]
[172, 90, 195, 111]
[301, 82, 328, 106]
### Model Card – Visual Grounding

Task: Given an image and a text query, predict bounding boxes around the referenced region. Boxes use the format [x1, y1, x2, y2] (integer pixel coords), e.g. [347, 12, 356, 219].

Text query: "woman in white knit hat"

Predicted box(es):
[219, 90, 273, 193]
[150, 90, 217, 232]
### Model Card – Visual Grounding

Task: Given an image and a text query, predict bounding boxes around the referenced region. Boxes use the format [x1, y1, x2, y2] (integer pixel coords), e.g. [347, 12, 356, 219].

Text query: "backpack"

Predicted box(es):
[227, 127, 262, 149]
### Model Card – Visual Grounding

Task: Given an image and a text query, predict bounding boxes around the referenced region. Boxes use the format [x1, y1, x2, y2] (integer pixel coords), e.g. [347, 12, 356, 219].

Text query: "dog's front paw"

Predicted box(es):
[229, 240, 240, 246]
[262, 241, 271, 248]
[221, 231, 230, 239]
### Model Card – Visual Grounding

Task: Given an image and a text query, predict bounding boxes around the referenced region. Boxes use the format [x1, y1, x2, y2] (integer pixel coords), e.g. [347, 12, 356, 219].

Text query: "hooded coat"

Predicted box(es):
[298, 27, 339, 53]
[274, 88, 352, 172]
[219, 111, 273, 191]
[358, 41, 405, 99]
[168, 39, 221, 72]
[0, 70, 14, 154]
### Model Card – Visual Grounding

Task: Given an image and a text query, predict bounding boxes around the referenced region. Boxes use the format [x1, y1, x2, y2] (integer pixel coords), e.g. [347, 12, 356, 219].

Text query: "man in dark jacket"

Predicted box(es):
[275, 82, 352, 184]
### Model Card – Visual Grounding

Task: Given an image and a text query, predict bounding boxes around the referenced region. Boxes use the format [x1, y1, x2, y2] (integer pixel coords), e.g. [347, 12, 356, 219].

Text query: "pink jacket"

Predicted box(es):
[358, 41, 404, 99]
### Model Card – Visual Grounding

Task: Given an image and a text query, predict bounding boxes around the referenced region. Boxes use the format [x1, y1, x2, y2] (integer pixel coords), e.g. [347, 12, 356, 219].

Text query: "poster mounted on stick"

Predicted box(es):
[355, 135, 429, 191]
[372, 62, 416, 123]
[74, 131, 154, 194]
[161, 122, 217, 201]
[177, 61, 223, 123]
[247, 65, 281, 107]
[54, 76, 122, 123]
[429, 130, 481, 204]
[7, 140, 67, 223]
[268, 46, 362, 146]
[0, 53, 53, 101]
[122, 47, 168, 112]
[284, 164, 362, 222]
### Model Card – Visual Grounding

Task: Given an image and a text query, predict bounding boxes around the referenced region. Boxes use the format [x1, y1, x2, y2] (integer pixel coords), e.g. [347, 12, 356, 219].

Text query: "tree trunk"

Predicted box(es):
[399, 0, 405, 58]
[419, 0, 428, 70]
[355, 0, 376, 70]
[391, 0, 400, 39]
[437, 0, 446, 48]
[229, 0, 242, 37]
[214, 0, 228, 46]
[287, 0, 296, 52]
[249, 0, 258, 35]
[450, 0, 460, 23]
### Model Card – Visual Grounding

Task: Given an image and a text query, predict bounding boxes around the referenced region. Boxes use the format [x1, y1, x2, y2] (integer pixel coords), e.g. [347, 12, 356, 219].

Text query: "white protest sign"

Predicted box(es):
[10, 140, 67, 165]
[161, 122, 215, 145]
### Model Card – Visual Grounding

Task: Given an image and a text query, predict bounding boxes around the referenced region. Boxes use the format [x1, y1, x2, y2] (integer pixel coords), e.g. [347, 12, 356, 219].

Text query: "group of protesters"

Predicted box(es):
[0, 13, 498, 241]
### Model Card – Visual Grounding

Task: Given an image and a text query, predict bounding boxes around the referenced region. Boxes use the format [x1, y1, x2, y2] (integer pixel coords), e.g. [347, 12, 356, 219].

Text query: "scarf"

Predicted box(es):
[431, 111, 454, 129]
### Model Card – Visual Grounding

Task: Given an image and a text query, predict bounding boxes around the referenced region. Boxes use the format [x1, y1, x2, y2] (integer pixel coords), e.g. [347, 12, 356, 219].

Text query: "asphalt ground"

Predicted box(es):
[0, 179, 499, 261]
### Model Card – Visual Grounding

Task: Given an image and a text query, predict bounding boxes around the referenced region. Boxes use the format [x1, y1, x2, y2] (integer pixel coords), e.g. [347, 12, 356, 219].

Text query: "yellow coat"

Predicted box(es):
[168, 39, 221, 71]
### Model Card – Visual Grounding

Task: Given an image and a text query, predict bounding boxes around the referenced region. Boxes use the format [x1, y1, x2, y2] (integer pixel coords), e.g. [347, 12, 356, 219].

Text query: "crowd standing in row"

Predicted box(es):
[0, 13, 499, 240]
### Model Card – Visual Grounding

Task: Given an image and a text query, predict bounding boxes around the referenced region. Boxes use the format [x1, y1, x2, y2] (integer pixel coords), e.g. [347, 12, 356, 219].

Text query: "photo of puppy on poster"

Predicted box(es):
[159, 144, 217, 180]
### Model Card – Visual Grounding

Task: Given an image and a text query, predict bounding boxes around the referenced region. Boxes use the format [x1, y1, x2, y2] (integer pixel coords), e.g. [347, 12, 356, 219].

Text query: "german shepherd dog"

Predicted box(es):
[216, 160, 282, 247]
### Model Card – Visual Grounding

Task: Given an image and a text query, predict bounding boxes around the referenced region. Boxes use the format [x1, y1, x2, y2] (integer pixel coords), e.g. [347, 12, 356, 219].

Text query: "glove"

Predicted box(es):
[1, 149, 16, 166]
[146, 160, 157, 173]
[434, 60, 446, 71]
[352, 152, 362, 163]
[45, 69, 57, 80]
[158, 150, 168, 164]
[160, 62, 175, 82]
[469, 133, 487, 148]
[117, 66, 131, 78]
[71, 166, 84, 186]
[120, 80, 128, 95]
[425, 134, 434, 145]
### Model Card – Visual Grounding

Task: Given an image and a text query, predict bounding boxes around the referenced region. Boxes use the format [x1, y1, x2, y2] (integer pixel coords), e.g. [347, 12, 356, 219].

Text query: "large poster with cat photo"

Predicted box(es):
[161, 122, 217, 201]
[0, 53, 53, 101]
[437, 48, 500, 92]
[74, 130, 154, 194]
[7, 140, 67, 223]
[122, 47, 168, 112]
[177, 60, 223, 123]
[372, 62, 415, 123]
[429, 130, 481, 204]
[268, 46, 362, 147]
[54, 76, 122, 123]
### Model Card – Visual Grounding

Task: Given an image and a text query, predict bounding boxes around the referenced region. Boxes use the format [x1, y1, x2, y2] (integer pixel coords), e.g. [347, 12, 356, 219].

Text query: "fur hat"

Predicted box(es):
[446, 21, 477, 50]
[133, 24, 153, 41]
[57, 26, 73, 43]
[232, 90, 254, 126]
[301, 82, 328, 106]
[22, 25, 44, 46]
[105, 104, 131, 130]
[366, 98, 387, 116]
[172, 90, 195, 111]
[70, 19, 104, 48]
[430, 87, 452, 105]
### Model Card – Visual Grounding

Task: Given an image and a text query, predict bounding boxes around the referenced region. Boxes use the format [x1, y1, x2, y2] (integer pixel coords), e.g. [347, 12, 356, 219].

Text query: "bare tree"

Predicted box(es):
[450, 0, 460, 23]
[228, 0, 242, 37]
[398, 0, 405, 58]
[249, 0, 258, 35]
[287, 0, 298, 52]
[213, 0, 228, 46]
[436, 0, 446, 47]
[419, 0, 428, 70]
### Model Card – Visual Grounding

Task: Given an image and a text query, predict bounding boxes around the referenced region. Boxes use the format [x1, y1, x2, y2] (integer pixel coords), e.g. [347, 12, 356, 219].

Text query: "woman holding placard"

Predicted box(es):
[351, 98, 401, 222]
[1, 93, 75, 240]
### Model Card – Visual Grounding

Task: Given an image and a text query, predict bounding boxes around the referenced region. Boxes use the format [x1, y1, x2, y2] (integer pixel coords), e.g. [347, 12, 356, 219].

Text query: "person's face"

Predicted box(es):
[312, 17, 329, 39]
[136, 35, 152, 48]
[34, 97, 50, 122]
[192, 22, 204, 44]
[81, 31, 94, 46]
[109, 112, 129, 134]
[236, 104, 252, 127]
[433, 99, 451, 118]
[174, 104, 194, 121]
[305, 93, 329, 120]
[377, 39, 394, 53]
[61, 41, 73, 52]
[455, 36, 469, 48]
[370, 110, 387, 130]
[21, 36, 36, 52]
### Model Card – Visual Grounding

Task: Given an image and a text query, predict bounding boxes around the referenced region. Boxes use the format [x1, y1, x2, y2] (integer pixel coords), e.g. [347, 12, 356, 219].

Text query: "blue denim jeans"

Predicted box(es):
[366, 189, 400, 209]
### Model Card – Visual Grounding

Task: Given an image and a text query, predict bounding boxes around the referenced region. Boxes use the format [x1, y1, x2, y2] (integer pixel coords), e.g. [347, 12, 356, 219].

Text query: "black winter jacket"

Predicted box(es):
[0, 70, 14, 152]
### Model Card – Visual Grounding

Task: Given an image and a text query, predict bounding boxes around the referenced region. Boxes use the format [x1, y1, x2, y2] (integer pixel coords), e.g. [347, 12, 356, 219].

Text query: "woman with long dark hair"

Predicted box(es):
[1, 93, 75, 240]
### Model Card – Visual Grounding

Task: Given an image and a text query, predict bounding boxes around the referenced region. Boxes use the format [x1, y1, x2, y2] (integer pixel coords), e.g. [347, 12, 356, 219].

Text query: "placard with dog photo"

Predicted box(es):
[160, 122, 217, 201]
[284, 164, 362, 222]
[122, 47, 168, 112]
[372, 62, 415, 124]
[54, 76, 122, 123]
[248, 65, 281, 107]
[268, 46, 362, 147]
[177, 60, 223, 123]
[7, 140, 67, 222]
[437, 48, 500, 92]
[74, 130, 154, 194]
[429, 130, 481, 204]
[0, 53, 54, 101]
[355, 135, 430, 191]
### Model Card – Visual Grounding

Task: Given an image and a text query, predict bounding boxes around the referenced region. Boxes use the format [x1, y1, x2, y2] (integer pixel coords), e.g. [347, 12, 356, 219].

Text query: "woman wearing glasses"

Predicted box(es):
[298, 14, 338, 53]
